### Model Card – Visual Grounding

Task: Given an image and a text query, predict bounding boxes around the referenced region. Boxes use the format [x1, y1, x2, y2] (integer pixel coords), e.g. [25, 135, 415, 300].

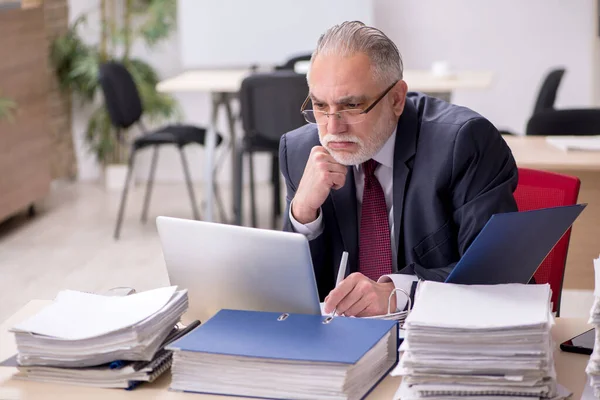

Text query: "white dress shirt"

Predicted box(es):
[289, 129, 417, 311]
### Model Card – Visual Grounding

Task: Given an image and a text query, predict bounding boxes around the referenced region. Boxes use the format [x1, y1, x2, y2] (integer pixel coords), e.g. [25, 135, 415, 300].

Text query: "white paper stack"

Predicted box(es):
[393, 281, 567, 400]
[11, 349, 173, 389]
[585, 256, 600, 397]
[11, 286, 188, 367]
[8, 286, 188, 389]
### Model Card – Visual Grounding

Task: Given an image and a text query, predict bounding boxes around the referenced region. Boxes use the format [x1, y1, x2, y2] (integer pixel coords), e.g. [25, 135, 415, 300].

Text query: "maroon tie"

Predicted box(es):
[359, 159, 393, 281]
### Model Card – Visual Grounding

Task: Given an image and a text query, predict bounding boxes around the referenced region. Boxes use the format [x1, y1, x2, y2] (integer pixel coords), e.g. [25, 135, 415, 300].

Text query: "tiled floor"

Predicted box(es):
[0, 181, 594, 322]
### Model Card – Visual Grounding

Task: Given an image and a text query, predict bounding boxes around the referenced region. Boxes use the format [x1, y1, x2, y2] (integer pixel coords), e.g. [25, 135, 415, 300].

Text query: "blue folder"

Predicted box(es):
[167, 309, 399, 399]
[445, 204, 586, 285]
[168, 309, 397, 364]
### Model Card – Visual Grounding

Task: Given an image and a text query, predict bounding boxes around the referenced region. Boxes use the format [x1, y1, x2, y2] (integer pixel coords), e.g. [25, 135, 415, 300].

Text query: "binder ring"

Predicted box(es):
[277, 313, 289, 321]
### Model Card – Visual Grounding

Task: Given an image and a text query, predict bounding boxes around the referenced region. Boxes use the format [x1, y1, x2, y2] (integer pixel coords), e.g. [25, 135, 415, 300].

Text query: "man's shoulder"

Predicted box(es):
[279, 124, 320, 183]
[281, 123, 320, 151]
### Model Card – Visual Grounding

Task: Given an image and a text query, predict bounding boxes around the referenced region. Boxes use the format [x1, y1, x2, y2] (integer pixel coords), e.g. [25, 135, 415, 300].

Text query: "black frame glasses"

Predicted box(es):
[300, 80, 399, 125]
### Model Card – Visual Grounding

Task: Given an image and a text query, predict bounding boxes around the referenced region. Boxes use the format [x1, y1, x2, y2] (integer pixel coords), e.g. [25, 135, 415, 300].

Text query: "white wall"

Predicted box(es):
[178, 0, 372, 69]
[374, 0, 598, 135]
[73, 0, 600, 183]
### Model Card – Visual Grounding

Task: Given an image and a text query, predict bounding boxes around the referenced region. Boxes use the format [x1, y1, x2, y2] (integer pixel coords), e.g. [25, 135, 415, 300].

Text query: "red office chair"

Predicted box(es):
[513, 168, 581, 316]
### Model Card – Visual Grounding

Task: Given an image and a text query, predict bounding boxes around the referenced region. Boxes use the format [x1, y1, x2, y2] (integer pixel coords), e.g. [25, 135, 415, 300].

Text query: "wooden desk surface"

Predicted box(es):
[0, 301, 593, 399]
[502, 135, 600, 171]
[156, 69, 493, 94]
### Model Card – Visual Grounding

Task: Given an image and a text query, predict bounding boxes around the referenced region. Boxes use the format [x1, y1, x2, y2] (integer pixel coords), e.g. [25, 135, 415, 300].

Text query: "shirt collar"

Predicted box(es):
[354, 127, 397, 170]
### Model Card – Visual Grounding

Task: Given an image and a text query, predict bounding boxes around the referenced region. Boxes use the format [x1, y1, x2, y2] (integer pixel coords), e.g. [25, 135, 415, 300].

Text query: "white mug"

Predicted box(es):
[431, 61, 452, 77]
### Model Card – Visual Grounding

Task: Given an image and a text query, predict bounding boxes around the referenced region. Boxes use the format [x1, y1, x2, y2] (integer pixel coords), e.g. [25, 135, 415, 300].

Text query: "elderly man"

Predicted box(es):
[279, 21, 518, 317]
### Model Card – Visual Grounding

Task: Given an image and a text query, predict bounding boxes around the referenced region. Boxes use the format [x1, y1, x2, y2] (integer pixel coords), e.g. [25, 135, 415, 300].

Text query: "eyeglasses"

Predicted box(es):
[300, 81, 398, 126]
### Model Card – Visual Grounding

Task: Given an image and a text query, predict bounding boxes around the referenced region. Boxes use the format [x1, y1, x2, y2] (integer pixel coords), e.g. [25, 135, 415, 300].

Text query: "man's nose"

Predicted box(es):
[326, 113, 346, 134]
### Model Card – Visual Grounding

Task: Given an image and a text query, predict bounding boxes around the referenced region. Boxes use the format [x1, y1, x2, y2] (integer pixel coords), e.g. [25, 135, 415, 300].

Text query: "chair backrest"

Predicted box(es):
[513, 168, 580, 315]
[275, 53, 312, 71]
[240, 71, 308, 143]
[532, 68, 565, 115]
[98, 61, 143, 129]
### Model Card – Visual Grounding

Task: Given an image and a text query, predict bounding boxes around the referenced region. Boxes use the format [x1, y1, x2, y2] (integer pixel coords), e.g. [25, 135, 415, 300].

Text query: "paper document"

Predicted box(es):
[546, 136, 600, 152]
[406, 281, 551, 329]
[12, 286, 178, 340]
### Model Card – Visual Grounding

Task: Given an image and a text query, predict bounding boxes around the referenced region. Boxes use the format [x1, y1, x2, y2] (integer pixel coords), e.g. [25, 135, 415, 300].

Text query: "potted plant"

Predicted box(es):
[50, 0, 179, 190]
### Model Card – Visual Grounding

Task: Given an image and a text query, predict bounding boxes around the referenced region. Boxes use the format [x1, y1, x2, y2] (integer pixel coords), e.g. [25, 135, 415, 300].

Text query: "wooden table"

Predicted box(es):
[156, 69, 493, 224]
[502, 135, 600, 290]
[0, 300, 593, 399]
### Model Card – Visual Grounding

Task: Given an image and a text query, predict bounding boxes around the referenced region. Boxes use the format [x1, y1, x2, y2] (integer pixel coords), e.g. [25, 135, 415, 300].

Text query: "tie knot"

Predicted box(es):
[363, 159, 379, 178]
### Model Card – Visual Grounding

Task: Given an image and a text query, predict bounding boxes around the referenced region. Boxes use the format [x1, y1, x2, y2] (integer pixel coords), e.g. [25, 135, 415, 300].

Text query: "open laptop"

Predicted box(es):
[156, 216, 321, 323]
[445, 204, 586, 285]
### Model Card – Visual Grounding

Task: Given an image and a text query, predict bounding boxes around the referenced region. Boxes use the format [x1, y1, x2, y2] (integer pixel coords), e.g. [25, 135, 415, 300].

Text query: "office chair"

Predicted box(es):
[526, 108, 600, 136]
[275, 53, 312, 71]
[500, 68, 565, 136]
[513, 167, 581, 316]
[98, 61, 225, 239]
[233, 70, 308, 228]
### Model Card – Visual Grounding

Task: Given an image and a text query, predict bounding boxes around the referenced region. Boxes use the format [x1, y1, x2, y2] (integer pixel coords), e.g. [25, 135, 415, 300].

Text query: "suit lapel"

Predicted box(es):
[331, 167, 358, 273]
[392, 100, 418, 270]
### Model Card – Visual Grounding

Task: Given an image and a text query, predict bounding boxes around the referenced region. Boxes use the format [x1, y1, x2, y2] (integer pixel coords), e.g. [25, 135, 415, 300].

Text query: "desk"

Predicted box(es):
[502, 135, 600, 290]
[0, 300, 592, 399]
[157, 69, 493, 223]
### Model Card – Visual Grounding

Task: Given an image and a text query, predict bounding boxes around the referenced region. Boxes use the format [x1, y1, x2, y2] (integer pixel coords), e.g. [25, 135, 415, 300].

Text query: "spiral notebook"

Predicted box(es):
[11, 349, 172, 390]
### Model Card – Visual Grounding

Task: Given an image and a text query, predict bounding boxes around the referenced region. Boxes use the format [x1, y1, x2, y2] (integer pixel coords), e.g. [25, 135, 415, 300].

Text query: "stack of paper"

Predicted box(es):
[7, 349, 172, 389]
[9, 286, 188, 389]
[393, 281, 566, 399]
[585, 256, 600, 396]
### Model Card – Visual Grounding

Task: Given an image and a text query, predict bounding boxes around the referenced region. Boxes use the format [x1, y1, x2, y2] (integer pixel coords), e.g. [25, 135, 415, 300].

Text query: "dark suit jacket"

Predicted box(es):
[279, 92, 519, 301]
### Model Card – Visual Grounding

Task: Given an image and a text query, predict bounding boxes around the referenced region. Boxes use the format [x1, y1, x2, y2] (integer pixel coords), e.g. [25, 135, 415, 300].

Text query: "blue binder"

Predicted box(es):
[445, 204, 586, 285]
[169, 309, 397, 363]
[167, 309, 399, 399]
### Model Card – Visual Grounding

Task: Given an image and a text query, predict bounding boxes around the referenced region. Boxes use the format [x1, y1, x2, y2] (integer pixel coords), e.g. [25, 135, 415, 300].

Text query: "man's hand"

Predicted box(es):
[323, 273, 397, 317]
[291, 146, 347, 224]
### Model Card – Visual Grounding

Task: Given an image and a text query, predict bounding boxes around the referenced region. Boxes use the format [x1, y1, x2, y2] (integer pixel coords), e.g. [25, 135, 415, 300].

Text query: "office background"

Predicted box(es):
[69, 0, 600, 184]
[0, 0, 599, 323]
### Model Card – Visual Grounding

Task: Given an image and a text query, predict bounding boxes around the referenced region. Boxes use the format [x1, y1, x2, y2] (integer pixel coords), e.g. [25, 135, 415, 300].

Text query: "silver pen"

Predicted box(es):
[331, 251, 349, 317]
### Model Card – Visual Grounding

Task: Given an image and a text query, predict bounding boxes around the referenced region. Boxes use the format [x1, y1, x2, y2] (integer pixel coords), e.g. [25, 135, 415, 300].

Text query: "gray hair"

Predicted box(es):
[310, 21, 403, 84]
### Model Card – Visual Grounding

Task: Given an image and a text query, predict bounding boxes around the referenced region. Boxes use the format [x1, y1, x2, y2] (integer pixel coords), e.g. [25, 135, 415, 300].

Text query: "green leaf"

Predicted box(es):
[133, 0, 177, 47]
[0, 95, 16, 122]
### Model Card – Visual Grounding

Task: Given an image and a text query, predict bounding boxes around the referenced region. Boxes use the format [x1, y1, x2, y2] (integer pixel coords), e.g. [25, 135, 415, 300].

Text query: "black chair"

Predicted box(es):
[500, 68, 565, 135]
[517, 68, 600, 136]
[275, 53, 312, 71]
[233, 71, 308, 228]
[526, 108, 600, 136]
[98, 61, 224, 239]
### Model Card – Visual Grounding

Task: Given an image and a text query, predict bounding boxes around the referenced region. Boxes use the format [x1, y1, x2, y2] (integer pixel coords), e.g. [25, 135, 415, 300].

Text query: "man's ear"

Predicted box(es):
[391, 80, 408, 117]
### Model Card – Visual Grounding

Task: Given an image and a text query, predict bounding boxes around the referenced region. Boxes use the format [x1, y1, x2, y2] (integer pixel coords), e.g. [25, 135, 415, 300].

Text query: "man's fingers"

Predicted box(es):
[326, 161, 348, 175]
[324, 275, 359, 313]
[328, 172, 347, 190]
[344, 296, 370, 317]
[336, 279, 372, 315]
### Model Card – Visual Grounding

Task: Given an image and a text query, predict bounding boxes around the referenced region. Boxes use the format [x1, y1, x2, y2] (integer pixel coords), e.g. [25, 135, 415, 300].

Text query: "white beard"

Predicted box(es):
[319, 109, 397, 166]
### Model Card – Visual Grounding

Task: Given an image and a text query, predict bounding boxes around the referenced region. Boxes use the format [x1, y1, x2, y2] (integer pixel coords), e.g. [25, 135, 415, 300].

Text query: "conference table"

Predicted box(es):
[156, 68, 493, 223]
[502, 135, 600, 291]
[0, 300, 593, 399]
